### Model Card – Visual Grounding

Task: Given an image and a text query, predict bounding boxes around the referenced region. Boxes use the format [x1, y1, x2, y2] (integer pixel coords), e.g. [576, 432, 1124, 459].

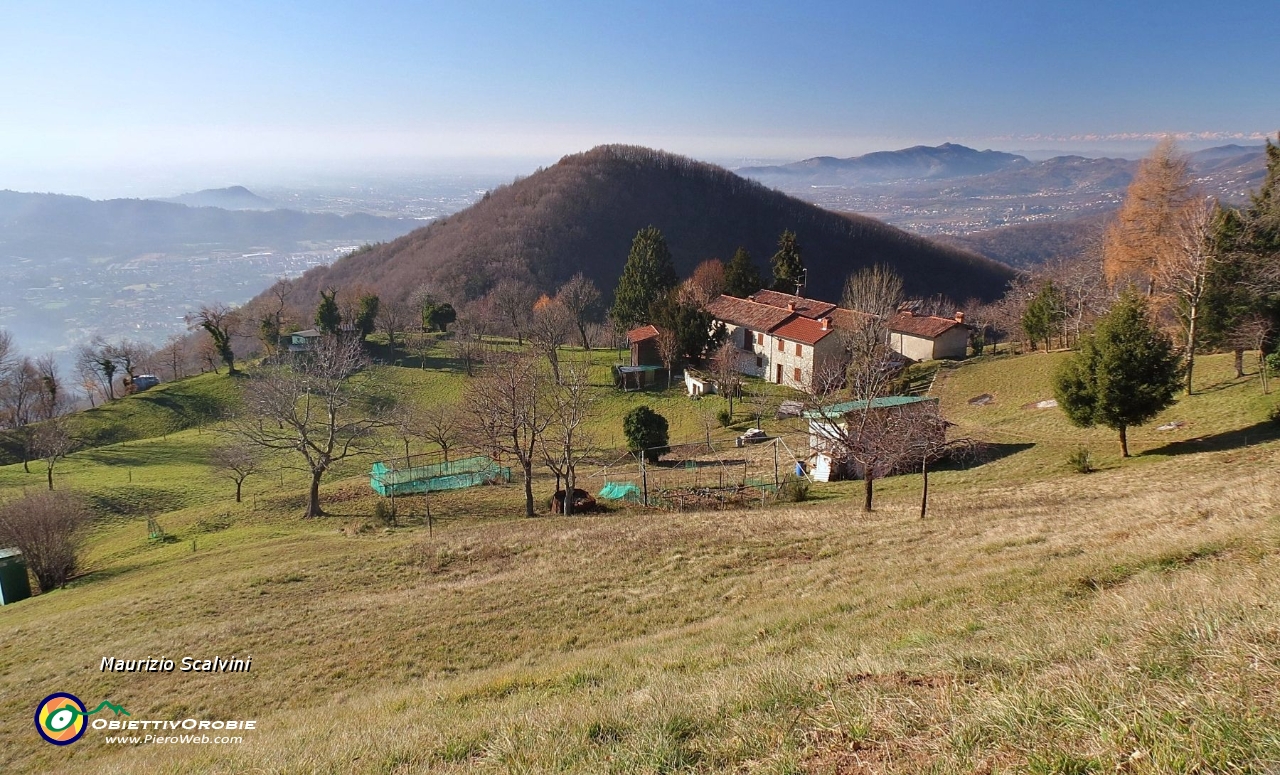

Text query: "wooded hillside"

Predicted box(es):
[280, 145, 1017, 309]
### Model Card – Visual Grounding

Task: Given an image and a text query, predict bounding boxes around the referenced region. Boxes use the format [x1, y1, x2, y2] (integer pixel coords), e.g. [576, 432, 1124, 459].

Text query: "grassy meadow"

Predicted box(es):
[2, 345, 1279, 773]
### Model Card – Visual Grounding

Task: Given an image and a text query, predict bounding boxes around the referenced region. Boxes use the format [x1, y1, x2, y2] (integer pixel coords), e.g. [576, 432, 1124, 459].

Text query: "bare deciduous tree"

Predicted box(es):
[529, 296, 574, 383]
[462, 353, 552, 518]
[840, 265, 905, 401]
[420, 403, 460, 462]
[77, 338, 119, 401]
[1229, 314, 1274, 394]
[376, 298, 412, 350]
[655, 327, 680, 389]
[233, 335, 389, 517]
[488, 278, 538, 345]
[33, 416, 77, 490]
[679, 258, 726, 307]
[555, 273, 602, 351]
[806, 384, 945, 513]
[210, 443, 262, 503]
[541, 359, 598, 515]
[1041, 246, 1111, 348]
[186, 303, 240, 375]
[0, 490, 90, 591]
[1154, 197, 1218, 394]
[710, 342, 743, 420]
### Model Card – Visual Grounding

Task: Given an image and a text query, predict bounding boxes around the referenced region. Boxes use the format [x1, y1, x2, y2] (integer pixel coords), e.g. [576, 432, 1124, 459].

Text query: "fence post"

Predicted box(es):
[641, 453, 648, 507]
[773, 442, 779, 489]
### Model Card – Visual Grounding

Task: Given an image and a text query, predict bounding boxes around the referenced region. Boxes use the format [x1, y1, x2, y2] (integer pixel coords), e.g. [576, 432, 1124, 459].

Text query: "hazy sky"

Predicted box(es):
[2, 1, 1277, 195]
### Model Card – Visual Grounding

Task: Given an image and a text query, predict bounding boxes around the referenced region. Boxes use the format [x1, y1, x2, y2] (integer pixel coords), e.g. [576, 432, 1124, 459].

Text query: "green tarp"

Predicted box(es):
[598, 482, 641, 502]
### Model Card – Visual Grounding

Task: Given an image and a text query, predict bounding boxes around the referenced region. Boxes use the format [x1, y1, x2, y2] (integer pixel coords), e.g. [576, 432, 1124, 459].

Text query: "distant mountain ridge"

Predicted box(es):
[270, 145, 1016, 315]
[0, 190, 413, 258]
[158, 185, 275, 210]
[738, 143, 1030, 185]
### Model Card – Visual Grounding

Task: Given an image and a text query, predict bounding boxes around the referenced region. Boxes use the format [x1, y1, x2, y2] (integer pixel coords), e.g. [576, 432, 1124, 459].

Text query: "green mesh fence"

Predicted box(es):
[370, 456, 511, 496]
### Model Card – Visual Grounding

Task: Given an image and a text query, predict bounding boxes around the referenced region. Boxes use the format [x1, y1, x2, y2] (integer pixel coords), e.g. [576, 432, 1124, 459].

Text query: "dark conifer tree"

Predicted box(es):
[1053, 291, 1182, 457]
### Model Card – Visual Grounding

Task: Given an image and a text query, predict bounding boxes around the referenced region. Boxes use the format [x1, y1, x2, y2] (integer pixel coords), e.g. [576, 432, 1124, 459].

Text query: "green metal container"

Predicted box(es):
[0, 548, 32, 605]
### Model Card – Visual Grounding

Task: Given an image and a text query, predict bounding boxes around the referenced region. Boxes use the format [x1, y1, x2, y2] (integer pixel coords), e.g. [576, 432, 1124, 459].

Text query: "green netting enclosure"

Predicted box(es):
[371, 456, 511, 496]
[598, 482, 641, 503]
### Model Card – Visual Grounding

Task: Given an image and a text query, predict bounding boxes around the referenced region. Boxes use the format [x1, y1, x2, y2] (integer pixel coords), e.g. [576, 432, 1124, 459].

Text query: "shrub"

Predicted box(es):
[716, 408, 732, 427]
[373, 500, 397, 527]
[1268, 404, 1280, 426]
[0, 490, 91, 592]
[623, 406, 669, 463]
[1266, 351, 1280, 376]
[777, 475, 810, 503]
[1066, 447, 1095, 474]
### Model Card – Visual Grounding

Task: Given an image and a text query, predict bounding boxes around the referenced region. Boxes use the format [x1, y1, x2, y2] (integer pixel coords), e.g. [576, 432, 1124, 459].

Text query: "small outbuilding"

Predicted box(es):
[0, 548, 32, 605]
[626, 325, 663, 367]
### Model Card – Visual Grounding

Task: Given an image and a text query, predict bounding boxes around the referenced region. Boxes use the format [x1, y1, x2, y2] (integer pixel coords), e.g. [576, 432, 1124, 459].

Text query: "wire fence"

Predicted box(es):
[586, 431, 812, 511]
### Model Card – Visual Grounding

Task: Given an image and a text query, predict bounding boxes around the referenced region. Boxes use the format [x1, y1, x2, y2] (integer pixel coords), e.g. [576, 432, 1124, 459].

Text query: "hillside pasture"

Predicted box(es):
[0, 350, 1278, 772]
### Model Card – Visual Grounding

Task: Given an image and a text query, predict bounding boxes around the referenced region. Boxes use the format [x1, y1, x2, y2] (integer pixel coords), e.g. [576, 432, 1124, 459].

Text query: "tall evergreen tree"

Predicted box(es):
[611, 226, 678, 331]
[354, 293, 380, 339]
[770, 230, 805, 293]
[315, 289, 341, 334]
[1052, 291, 1183, 457]
[723, 246, 764, 297]
[1202, 135, 1280, 374]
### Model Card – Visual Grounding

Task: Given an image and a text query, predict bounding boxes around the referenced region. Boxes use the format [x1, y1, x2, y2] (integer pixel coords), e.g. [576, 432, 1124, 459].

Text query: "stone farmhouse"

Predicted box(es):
[705, 290, 970, 391]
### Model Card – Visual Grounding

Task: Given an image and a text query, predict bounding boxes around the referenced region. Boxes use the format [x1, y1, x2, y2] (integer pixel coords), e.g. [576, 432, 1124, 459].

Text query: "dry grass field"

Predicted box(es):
[2, 350, 1279, 773]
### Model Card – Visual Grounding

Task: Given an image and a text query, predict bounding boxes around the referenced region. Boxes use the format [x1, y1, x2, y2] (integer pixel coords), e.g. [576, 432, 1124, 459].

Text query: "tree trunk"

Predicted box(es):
[404, 438, 411, 468]
[863, 475, 874, 512]
[547, 350, 561, 384]
[565, 466, 575, 516]
[1234, 349, 1245, 379]
[306, 471, 324, 517]
[47, 466, 54, 490]
[577, 323, 590, 352]
[1119, 425, 1129, 458]
[235, 480, 242, 503]
[1185, 309, 1197, 395]
[522, 461, 535, 518]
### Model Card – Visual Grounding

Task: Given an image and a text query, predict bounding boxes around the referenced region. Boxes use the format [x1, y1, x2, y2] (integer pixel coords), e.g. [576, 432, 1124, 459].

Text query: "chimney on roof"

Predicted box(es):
[787, 302, 796, 312]
[821, 317, 831, 331]
[954, 311, 965, 323]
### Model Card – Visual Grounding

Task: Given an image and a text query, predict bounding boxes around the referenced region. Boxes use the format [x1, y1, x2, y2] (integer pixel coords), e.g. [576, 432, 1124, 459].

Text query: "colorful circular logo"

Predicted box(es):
[35, 692, 87, 745]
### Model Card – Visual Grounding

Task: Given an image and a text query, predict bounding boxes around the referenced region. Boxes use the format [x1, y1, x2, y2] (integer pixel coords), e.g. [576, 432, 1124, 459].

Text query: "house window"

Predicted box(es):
[795, 343, 803, 356]
[756, 355, 763, 369]
[742, 328, 752, 348]
[777, 338, 784, 351]
[794, 367, 802, 383]
[757, 332, 764, 345]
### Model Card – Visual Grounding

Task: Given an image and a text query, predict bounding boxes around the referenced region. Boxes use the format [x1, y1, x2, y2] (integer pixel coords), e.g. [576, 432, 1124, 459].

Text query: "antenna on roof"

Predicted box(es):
[795, 268, 807, 298]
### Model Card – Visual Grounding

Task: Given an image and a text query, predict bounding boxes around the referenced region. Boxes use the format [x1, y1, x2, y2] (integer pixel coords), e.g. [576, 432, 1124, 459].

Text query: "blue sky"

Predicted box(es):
[1, 1, 1276, 192]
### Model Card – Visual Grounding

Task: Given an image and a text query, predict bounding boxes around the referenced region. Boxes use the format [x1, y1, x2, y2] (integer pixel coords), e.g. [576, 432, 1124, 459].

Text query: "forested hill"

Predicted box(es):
[280, 145, 1016, 311]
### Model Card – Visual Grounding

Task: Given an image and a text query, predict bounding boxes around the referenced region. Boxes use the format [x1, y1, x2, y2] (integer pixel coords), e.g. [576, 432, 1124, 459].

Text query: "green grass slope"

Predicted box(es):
[0, 372, 242, 465]
[0, 351, 1277, 773]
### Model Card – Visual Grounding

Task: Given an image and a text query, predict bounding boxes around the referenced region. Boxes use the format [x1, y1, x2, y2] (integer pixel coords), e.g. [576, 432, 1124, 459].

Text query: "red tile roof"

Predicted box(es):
[705, 295, 794, 331]
[771, 316, 837, 346]
[626, 325, 660, 344]
[889, 312, 969, 339]
[746, 290, 837, 319]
